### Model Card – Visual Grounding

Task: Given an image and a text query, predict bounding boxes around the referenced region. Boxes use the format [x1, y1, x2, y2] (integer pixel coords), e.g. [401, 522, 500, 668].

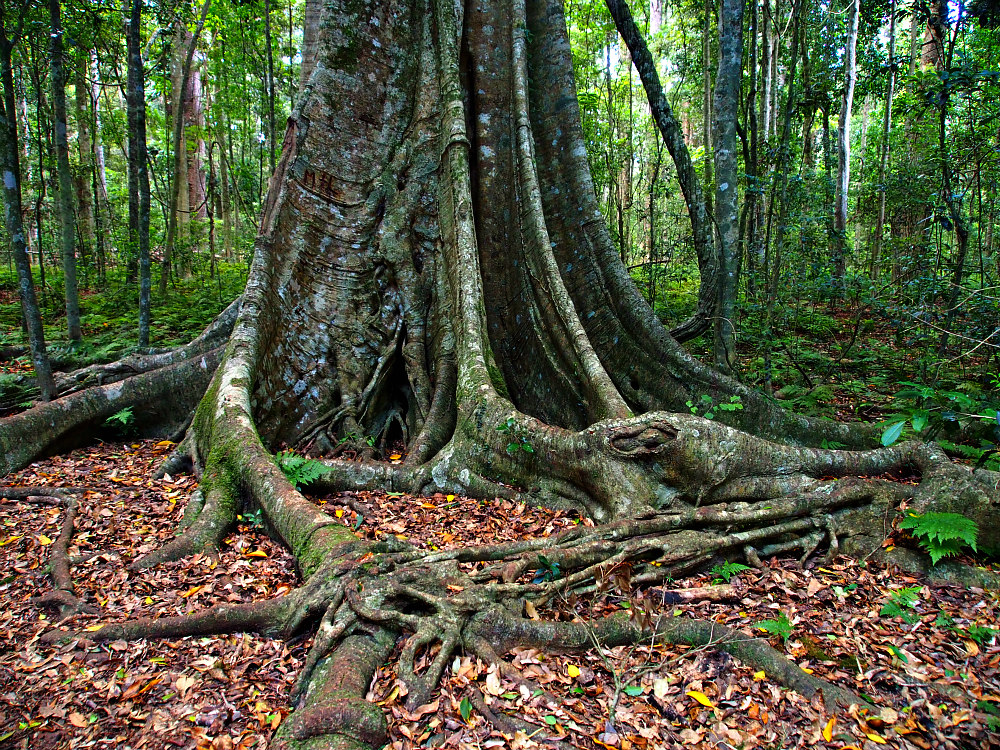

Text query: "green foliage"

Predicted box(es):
[686, 394, 743, 420]
[459, 696, 472, 723]
[103, 407, 135, 434]
[966, 625, 998, 645]
[496, 417, 535, 454]
[880, 586, 921, 624]
[709, 560, 751, 584]
[756, 611, 793, 642]
[532, 555, 561, 583]
[275, 450, 333, 490]
[238, 509, 264, 529]
[898, 512, 978, 565]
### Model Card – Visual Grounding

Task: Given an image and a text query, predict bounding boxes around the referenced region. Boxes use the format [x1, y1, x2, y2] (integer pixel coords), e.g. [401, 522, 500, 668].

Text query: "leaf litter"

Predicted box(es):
[1, 440, 998, 749]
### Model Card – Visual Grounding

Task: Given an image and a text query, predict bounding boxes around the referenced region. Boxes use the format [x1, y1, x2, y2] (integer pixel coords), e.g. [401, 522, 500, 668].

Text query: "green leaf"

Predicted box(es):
[543, 715, 558, 725]
[506, 442, 520, 453]
[623, 685, 643, 696]
[459, 696, 472, 722]
[881, 421, 906, 447]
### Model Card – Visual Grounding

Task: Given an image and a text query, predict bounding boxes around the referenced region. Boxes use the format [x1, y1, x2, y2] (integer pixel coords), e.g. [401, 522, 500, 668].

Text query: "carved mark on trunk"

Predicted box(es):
[606, 422, 678, 457]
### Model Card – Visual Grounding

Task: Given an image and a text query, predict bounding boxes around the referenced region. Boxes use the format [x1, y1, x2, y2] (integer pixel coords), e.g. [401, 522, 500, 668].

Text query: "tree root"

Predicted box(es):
[1, 486, 96, 619]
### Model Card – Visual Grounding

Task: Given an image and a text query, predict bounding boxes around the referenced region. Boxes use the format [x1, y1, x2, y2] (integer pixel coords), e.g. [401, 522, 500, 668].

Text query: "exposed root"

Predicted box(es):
[1, 486, 96, 618]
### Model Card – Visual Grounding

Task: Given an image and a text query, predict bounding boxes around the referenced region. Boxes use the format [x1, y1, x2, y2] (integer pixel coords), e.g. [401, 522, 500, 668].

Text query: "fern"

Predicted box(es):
[276, 450, 333, 489]
[899, 512, 978, 565]
[709, 560, 751, 584]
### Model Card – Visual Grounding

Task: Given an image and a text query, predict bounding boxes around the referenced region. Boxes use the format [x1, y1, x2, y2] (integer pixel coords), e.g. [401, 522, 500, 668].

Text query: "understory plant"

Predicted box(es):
[898, 512, 978, 565]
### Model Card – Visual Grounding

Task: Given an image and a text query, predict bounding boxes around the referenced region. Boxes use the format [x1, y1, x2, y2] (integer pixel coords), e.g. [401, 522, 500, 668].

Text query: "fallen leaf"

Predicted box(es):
[39, 534, 53, 546]
[685, 690, 715, 708]
[822, 717, 835, 741]
[567, 664, 581, 678]
[69, 712, 88, 728]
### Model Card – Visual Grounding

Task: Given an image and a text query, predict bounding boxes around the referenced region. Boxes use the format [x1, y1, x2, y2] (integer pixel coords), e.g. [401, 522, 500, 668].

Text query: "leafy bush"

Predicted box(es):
[898, 512, 978, 565]
[275, 450, 333, 489]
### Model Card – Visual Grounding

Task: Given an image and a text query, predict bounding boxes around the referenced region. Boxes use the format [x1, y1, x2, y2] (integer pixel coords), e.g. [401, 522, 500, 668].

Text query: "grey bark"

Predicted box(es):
[832, 0, 859, 288]
[127, 0, 152, 349]
[0, 20, 55, 401]
[711, 0, 744, 373]
[871, 0, 896, 278]
[48, 0, 82, 341]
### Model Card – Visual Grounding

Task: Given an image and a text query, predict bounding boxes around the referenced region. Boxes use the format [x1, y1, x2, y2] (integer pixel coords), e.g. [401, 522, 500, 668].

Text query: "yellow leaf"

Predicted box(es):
[155, 440, 175, 447]
[335, 509, 344, 518]
[822, 717, 835, 741]
[686, 690, 716, 708]
[144, 597, 153, 605]
[85, 625, 104, 632]
[567, 665, 581, 678]
[753, 670, 766, 681]
[446, 494, 455, 501]
[39, 534, 53, 546]
[865, 733, 887, 744]
[389, 454, 402, 460]
[180, 585, 202, 598]
[0, 535, 22, 546]
[245, 550, 268, 558]
[421, 503, 436, 509]
[801, 667, 814, 674]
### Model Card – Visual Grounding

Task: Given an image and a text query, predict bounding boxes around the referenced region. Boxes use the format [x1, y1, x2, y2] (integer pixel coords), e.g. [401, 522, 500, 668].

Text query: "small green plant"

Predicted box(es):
[709, 560, 751, 584]
[337, 432, 376, 448]
[898, 511, 978, 565]
[685, 394, 743, 420]
[103, 407, 135, 433]
[880, 586, 921, 624]
[966, 624, 998, 645]
[238, 509, 264, 529]
[532, 554, 561, 583]
[276, 450, 334, 489]
[756, 611, 793, 642]
[496, 417, 534, 454]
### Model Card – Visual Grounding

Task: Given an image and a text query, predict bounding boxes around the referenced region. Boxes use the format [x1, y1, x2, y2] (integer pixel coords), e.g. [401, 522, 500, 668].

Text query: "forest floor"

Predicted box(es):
[1, 440, 999, 750]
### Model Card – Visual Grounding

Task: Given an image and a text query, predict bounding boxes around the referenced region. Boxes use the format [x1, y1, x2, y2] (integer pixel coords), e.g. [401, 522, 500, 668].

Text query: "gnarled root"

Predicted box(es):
[1, 486, 97, 619]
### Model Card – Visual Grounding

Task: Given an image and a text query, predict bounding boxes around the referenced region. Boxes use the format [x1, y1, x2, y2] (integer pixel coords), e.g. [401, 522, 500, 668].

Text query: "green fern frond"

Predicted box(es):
[899, 512, 978, 565]
[276, 450, 333, 489]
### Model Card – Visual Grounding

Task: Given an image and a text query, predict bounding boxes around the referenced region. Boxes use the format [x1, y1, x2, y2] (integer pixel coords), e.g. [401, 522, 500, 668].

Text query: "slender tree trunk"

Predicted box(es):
[127, 0, 152, 350]
[712, 0, 744, 373]
[0, 29, 55, 400]
[702, 0, 714, 216]
[605, 0, 719, 342]
[871, 0, 896, 278]
[48, 0, 81, 341]
[264, 0, 276, 175]
[160, 0, 211, 294]
[936, 8, 970, 355]
[74, 64, 97, 273]
[832, 0, 859, 290]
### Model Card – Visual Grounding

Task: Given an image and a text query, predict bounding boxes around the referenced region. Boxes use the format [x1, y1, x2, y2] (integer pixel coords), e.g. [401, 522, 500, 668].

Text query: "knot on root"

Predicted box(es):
[607, 422, 678, 457]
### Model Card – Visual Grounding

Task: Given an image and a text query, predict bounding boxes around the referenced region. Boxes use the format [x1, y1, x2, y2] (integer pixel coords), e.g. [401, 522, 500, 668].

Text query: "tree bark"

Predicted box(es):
[160, 0, 211, 294]
[48, 0, 82, 341]
[832, 0, 859, 290]
[7, 4, 1000, 749]
[0, 18, 55, 401]
[604, 0, 719, 343]
[127, 0, 152, 350]
[871, 0, 895, 278]
[711, 0, 743, 373]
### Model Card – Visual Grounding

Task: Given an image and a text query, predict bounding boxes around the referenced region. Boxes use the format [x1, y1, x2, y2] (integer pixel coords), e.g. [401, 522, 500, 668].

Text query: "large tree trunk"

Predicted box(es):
[7, 2, 1000, 749]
